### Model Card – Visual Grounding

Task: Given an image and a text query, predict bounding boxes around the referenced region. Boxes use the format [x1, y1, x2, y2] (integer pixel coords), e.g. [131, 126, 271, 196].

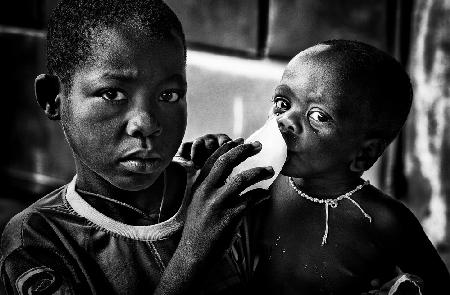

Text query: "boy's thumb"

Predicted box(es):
[242, 188, 271, 207]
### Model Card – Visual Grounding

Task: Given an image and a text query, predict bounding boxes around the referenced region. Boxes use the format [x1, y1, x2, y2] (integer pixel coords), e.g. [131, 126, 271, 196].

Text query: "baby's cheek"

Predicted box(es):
[311, 136, 344, 159]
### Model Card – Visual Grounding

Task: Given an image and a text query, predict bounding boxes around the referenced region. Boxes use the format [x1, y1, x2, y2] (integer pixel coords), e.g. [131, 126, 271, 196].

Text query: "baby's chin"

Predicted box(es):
[280, 170, 298, 178]
[280, 160, 301, 177]
[280, 162, 315, 179]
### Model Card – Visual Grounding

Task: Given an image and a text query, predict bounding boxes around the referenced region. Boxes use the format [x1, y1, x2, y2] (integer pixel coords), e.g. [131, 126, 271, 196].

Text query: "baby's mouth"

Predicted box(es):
[279, 129, 298, 144]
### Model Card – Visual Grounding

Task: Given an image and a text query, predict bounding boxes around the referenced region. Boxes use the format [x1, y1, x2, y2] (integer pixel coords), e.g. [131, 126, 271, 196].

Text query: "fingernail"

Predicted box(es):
[265, 166, 274, 173]
[252, 141, 261, 148]
[205, 139, 214, 148]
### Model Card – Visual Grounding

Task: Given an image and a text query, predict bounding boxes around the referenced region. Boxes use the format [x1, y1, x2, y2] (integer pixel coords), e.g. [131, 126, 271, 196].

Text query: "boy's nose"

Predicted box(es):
[277, 112, 301, 134]
[126, 112, 162, 138]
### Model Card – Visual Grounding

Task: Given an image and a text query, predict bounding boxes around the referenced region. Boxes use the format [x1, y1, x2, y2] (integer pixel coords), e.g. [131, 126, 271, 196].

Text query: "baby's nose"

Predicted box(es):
[277, 113, 300, 134]
[126, 112, 162, 138]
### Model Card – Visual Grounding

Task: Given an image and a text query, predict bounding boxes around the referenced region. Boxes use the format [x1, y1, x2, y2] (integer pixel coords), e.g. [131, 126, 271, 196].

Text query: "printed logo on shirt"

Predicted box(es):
[15, 266, 60, 295]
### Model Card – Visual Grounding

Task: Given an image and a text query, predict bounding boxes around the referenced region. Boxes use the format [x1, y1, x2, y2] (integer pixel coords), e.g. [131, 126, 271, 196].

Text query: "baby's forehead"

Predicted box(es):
[285, 49, 371, 95]
[282, 59, 373, 119]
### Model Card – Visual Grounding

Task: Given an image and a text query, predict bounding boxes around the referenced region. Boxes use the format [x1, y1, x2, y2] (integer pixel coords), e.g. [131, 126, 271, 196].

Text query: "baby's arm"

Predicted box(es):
[381, 200, 450, 294]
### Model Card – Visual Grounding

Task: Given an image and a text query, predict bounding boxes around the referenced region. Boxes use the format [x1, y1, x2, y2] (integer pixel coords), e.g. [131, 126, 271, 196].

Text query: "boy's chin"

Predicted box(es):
[111, 174, 160, 192]
[116, 182, 153, 192]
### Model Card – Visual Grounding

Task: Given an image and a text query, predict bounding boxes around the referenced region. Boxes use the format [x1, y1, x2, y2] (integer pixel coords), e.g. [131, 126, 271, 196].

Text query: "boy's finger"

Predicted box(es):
[204, 138, 244, 167]
[191, 135, 233, 168]
[176, 141, 193, 161]
[216, 134, 232, 146]
[236, 188, 271, 209]
[207, 142, 262, 185]
[191, 138, 207, 167]
[195, 139, 243, 185]
[221, 166, 274, 199]
[220, 188, 268, 210]
[203, 137, 219, 152]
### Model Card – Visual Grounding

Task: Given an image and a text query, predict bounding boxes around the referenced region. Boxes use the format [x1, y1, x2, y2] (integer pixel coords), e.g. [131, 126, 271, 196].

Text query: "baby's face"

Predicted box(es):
[272, 51, 368, 179]
[60, 26, 187, 191]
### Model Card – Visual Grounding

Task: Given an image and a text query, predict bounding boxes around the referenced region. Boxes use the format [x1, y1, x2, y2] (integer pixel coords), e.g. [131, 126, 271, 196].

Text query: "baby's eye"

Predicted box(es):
[159, 90, 185, 103]
[272, 97, 290, 111]
[308, 110, 331, 123]
[99, 89, 126, 102]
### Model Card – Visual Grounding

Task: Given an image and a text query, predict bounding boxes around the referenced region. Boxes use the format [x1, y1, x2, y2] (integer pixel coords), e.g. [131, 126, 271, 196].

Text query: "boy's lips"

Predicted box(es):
[119, 150, 162, 174]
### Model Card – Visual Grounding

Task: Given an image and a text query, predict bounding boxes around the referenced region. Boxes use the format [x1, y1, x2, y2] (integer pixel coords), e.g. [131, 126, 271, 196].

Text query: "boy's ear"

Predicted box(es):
[35, 74, 62, 120]
[350, 138, 386, 173]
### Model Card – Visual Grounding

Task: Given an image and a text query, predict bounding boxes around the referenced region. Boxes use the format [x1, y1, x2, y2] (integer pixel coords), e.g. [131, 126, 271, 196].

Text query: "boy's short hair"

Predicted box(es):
[47, 0, 186, 85]
[314, 40, 413, 145]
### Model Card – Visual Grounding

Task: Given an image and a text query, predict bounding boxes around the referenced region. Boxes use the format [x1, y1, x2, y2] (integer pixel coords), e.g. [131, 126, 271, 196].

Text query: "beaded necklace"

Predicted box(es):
[288, 177, 371, 246]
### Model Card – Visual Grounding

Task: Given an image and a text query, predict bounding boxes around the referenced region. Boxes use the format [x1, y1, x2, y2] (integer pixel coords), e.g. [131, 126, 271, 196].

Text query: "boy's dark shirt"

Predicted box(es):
[0, 162, 243, 295]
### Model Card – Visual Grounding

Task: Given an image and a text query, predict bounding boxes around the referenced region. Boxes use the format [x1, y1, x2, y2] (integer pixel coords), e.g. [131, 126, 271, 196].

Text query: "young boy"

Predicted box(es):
[0, 0, 274, 294]
[247, 40, 450, 294]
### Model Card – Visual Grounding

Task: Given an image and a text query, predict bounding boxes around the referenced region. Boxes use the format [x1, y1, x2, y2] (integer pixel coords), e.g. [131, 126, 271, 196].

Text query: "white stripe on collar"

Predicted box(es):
[65, 175, 189, 241]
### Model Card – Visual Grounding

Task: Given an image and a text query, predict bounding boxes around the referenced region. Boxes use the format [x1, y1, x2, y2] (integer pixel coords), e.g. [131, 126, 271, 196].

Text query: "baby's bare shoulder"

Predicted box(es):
[360, 185, 420, 238]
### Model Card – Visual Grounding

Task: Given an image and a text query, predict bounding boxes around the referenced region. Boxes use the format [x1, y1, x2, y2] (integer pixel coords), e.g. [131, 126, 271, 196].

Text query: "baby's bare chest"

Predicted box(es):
[252, 199, 397, 294]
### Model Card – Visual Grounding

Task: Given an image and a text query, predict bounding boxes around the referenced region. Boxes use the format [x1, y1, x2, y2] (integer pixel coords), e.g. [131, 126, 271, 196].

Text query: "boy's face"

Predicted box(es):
[60, 26, 187, 191]
[272, 48, 368, 179]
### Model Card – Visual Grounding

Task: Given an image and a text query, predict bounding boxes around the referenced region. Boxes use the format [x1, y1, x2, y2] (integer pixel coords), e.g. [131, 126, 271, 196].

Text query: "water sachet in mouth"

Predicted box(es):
[229, 117, 287, 194]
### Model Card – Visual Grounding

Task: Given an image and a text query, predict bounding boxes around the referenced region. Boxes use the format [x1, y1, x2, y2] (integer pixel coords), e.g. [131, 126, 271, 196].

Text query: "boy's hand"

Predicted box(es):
[176, 133, 232, 169]
[159, 139, 273, 293]
[182, 138, 273, 258]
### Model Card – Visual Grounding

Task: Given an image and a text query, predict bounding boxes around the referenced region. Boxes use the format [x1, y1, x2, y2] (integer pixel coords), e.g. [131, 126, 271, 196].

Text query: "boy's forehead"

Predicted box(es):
[91, 26, 183, 57]
[81, 26, 185, 76]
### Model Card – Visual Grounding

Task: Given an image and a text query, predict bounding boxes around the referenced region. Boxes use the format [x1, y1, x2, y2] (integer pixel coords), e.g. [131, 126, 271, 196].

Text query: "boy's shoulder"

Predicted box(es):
[1, 184, 73, 257]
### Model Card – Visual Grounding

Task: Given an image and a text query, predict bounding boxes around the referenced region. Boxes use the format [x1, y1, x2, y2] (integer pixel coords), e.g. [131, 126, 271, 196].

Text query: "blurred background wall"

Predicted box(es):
[0, 0, 449, 273]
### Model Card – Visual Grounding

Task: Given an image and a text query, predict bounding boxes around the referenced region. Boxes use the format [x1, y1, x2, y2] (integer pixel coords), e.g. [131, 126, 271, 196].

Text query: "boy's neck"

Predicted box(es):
[74, 170, 165, 216]
[288, 174, 365, 199]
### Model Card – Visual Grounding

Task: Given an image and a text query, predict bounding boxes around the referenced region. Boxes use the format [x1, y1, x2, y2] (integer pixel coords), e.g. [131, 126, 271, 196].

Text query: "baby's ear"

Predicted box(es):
[350, 138, 386, 173]
[35, 74, 61, 120]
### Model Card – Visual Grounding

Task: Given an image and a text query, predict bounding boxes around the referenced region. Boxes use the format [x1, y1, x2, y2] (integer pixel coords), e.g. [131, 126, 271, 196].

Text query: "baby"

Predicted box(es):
[246, 40, 450, 294]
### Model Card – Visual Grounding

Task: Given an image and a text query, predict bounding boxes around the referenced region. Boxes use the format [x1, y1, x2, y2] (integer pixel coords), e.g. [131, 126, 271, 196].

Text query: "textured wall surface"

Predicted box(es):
[405, 0, 450, 264]
[266, 0, 389, 58]
[165, 0, 261, 56]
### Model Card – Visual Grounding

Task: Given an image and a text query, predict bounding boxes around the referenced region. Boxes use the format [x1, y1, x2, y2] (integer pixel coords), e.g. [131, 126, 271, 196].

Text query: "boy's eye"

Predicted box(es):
[159, 90, 184, 103]
[308, 110, 331, 123]
[100, 89, 126, 101]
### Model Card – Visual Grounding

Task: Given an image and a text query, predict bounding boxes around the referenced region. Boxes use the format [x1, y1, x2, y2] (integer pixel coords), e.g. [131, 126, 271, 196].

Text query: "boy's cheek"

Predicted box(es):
[75, 98, 123, 120]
